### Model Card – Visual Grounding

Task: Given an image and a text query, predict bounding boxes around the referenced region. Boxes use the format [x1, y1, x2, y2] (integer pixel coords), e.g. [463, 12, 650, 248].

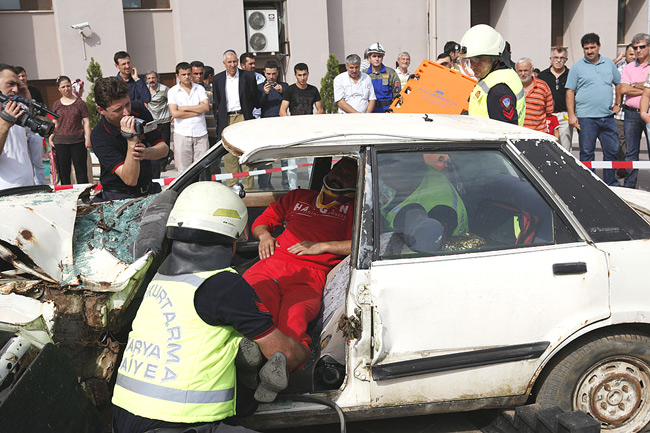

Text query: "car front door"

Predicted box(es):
[366, 146, 610, 407]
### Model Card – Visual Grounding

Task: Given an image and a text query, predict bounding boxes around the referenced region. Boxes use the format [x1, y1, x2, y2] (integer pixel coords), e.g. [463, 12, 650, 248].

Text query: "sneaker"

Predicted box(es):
[254, 352, 288, 403]
[236, 338, 264, 390]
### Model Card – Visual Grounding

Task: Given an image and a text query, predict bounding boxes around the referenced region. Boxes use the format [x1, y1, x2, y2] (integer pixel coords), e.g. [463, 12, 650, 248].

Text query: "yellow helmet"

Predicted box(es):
[459, 24, 505, 58]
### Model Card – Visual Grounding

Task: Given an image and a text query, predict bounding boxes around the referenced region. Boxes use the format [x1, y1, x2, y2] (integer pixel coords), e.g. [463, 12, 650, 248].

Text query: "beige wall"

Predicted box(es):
[124, 10, 176, 75]
[326, 0, 429, 70]
[433, 0, 471, 58]
[625, 0, 650, 42]
[284, 0, 330, 86]
[563, 0, 619, 66]
[52, 0, 127, 82]
[0, 12, 60, 78]
[491, 0, 552, 71]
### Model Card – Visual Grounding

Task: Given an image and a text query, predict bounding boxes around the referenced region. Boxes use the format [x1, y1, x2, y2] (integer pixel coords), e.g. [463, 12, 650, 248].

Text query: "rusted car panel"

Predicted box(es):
[0, 192, 157, 406]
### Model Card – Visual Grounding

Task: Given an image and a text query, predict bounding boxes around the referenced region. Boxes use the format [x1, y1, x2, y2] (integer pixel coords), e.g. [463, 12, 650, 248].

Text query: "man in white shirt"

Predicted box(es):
[167, 61, 210, 173]
[396, 51, 411, 90]
[0, 64, 35, 191]
[333, 54, 376, 114]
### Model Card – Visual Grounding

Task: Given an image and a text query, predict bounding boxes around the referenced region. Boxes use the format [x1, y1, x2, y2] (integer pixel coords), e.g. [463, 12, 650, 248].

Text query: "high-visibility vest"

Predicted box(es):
[380, 167, 469, 236]
[468, 68, 526, 126]
[112, 268, 242, 424]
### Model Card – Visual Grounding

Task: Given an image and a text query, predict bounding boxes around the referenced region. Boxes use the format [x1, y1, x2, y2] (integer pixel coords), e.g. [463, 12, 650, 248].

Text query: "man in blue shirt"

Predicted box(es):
[365, 42, 401, 113]
[566, 33, 621, 186]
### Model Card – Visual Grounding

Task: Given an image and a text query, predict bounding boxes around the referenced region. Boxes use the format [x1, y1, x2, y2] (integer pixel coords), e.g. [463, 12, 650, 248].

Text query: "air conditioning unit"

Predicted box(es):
[245, 9, 280, 53]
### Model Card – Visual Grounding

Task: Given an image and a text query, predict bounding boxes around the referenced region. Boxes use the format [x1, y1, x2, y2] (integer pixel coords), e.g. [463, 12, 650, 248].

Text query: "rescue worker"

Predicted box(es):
[459, 24, 526, 126]
[112, 182, 307, 433]
[365, 42, 401, 113]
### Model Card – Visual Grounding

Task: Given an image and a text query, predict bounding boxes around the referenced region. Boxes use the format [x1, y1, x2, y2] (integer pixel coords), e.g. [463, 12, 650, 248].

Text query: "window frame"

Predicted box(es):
[369, 141, 581, 263]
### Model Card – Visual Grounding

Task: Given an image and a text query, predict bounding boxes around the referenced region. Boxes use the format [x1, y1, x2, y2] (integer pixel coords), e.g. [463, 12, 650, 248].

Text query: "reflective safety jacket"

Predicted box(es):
[112, 268, 242, 424]
[379, 167, 469, 235]
[366, 64, 401, 113]
[468, 68, 526, 126]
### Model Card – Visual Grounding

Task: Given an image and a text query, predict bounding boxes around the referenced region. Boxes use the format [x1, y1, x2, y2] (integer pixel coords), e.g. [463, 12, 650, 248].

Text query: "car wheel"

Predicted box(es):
[536, 331, 650, 433]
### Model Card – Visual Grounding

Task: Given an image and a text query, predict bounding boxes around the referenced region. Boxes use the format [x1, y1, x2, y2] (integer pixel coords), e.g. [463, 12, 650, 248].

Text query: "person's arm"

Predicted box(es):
[641, 88, 650, 123]
[621, 82, 645, 98]
[279, 100, 290, 116]
[256, 328, 310, 371]
[132, 68, 151, 104]
[82, 117, 91, 149]
[144, 140, 169, 161]
[365, 99, 376, 113]
[253, 224, 278, 259]
[286, 239, 351, 256]
[566, 89, 579, 129]
[314, 100, 324, 114]
[0, 101, 23, 155]
[50, 117, 58, 147]
[613, 84, 622, 115]
[168, 102, 208, 118]
[113, 116, 145, 186]
[336, 98, 360, 113]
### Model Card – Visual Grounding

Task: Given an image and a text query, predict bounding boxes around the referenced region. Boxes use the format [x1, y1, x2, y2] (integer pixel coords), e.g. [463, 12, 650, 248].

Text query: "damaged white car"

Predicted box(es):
[2, 114, 650, 433]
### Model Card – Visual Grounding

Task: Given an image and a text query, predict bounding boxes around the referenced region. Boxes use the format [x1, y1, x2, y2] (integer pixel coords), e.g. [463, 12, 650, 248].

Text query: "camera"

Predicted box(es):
[70, 22, 90, 30]
[0, 92, 58, 137]
[133, 117, 157, 135]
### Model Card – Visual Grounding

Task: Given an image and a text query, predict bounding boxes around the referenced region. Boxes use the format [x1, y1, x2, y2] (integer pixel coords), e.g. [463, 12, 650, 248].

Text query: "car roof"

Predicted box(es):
[221, 113, 553, 163]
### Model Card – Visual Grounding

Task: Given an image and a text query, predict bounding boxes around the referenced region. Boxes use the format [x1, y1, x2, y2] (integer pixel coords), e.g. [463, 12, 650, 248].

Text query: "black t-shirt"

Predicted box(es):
[282, 84, 321, 115]
[28, 85, 43, 104]
[113, 270, 275, 433]
[91, 101, 163, 193]
[537, 67, 569, 112]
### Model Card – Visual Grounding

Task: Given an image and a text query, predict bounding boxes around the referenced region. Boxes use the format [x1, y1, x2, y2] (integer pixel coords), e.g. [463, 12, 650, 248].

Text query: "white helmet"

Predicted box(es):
[167, 182, 248, 243]
[367, 42, 386, 55]
[459, 24, 505, 58]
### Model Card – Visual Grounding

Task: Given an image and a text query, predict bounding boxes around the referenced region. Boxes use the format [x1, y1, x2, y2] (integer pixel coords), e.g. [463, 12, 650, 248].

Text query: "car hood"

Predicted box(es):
[0, 189, 152, 292]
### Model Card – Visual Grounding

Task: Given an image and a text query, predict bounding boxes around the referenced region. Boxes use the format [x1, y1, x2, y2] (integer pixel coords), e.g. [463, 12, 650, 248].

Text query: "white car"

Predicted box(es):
[2, 114, 650, 432]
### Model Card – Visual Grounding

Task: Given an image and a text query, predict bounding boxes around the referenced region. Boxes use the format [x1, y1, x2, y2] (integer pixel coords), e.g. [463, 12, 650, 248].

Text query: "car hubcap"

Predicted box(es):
[574, 356, 650, 432]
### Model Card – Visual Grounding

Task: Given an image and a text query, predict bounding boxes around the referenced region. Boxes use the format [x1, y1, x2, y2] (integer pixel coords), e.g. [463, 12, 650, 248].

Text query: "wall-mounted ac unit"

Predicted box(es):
[245, 9, 280, 53]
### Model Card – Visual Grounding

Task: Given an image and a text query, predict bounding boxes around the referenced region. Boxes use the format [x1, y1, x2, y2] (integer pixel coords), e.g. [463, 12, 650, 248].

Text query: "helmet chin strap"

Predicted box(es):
[316, 178, 356, 209]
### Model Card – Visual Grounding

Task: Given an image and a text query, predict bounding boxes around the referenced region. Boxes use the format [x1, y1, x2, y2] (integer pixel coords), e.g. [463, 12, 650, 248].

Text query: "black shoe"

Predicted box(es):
[616, 168, 627, 179]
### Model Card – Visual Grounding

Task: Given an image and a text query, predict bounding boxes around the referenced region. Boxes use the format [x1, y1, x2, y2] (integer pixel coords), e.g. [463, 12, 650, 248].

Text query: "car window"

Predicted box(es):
[375, 149, 574, 260]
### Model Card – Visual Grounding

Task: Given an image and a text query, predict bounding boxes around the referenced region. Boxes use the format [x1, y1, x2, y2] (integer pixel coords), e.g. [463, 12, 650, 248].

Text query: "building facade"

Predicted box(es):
[0, 0, 648, 107]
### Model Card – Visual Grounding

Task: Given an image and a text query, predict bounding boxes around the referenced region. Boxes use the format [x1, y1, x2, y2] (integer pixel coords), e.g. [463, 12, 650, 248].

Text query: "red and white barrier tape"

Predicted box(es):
[53, 162, 313, 192]
[581, 161, 650, 169]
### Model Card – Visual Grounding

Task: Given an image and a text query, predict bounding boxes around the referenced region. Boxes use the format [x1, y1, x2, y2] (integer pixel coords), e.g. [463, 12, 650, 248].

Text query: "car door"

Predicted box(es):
[366, 146, 610, 407]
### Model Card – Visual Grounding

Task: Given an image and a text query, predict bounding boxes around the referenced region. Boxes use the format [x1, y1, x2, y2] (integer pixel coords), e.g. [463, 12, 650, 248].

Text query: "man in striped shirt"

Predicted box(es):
[517, 58, 554, 132]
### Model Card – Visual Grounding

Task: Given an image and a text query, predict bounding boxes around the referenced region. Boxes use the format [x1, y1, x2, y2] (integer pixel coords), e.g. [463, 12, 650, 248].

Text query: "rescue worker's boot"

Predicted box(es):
[236, 338, 263, 390]
[254, 352, 288, 403]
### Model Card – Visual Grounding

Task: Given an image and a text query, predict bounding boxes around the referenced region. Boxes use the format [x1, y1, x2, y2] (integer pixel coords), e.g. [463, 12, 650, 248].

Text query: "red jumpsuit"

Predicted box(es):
[243, 189, 354, 349]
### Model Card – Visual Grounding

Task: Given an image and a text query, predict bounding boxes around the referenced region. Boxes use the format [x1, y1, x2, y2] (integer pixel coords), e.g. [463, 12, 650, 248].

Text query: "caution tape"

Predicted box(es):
[53, 162, 313, 192]
[581, 161, 650, 169]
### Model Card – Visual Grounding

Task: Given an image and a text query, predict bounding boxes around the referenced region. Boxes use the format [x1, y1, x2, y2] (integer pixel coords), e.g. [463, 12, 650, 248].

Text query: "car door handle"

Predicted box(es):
[553, 262, 587, 275]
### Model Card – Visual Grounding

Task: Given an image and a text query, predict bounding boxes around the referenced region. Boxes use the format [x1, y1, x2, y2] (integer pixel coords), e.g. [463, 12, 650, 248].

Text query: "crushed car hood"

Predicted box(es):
[0, 190, 153, 292]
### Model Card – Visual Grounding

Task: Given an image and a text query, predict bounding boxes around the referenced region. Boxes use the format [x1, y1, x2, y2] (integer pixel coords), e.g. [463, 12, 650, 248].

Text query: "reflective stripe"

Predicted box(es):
[477, 80, 490, 93]
[116, 374, 234, 404]
[153, 273, 209, 287]
[477, 79, 525, 104]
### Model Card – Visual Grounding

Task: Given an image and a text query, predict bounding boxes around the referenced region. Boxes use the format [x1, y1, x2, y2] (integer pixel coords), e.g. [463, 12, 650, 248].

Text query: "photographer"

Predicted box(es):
[0, 64, 35, 190]
[91, 77, 168, 202]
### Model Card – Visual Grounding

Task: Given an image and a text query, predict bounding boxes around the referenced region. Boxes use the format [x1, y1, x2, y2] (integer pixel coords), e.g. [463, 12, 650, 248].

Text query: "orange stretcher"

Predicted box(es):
[390, 60, 477, 115]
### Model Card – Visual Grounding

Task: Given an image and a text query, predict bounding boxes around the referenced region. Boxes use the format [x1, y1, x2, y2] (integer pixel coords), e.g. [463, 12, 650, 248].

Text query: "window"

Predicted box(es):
[376, 149, 569, 260]
[123, 0, 169, 9]
[0, 0, 51, 10]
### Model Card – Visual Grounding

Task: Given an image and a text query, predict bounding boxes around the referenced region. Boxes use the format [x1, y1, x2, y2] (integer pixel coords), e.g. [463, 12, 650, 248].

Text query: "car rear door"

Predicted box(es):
[366, 146, 610, 407]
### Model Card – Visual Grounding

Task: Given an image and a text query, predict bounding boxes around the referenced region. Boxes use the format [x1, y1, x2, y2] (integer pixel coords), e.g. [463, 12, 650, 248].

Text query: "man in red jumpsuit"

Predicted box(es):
[244, 157, 357, 367]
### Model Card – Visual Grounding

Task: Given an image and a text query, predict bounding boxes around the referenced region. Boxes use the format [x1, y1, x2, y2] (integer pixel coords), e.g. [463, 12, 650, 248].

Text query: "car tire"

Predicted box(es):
[536, 330, 650, 433]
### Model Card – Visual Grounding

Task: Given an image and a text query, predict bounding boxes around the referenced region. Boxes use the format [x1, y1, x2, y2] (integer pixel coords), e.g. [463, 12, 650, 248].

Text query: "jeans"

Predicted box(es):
[27, 132, 45, 185]
[623, 110, 650, 188]
[257, 164, 273, 190]
[578, 116, 619, 186]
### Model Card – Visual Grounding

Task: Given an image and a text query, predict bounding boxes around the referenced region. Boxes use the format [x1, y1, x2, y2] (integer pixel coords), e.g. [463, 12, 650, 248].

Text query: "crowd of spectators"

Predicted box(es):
[2, 32, 650, 192]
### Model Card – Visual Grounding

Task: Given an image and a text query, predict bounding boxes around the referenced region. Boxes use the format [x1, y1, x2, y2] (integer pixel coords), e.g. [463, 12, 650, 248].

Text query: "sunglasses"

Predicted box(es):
[633, 45, 647, 50]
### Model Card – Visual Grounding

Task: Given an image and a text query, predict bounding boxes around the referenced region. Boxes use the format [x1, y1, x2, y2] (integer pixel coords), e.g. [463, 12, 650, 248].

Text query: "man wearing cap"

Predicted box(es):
[365, 43, 401, 113]
[459, 24, 525, 126]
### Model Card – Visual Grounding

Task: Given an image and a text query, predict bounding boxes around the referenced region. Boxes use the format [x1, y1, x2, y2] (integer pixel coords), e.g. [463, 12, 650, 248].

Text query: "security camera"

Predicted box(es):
[70, 22, 90, 30]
